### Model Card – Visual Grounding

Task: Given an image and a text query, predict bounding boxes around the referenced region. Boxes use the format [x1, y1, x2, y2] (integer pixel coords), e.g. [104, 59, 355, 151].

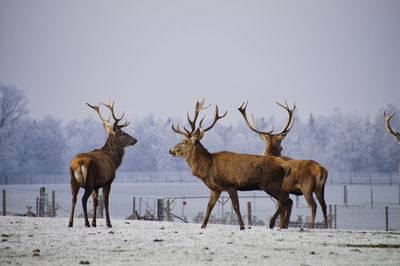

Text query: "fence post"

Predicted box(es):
[2, 189, 5, 216]
[385, 206, 389, 231]
[166, 199, 171, 222]
[157, 199, 164, 221]
[98, 195, 104, 218]
[39, 187, 45, 217]
[36, 197, 39, 216]
[370, 188, 373, 208]
[51, 190, 56, 217]
[247, 201, 252, 226]
[139, 197, 142, 217]
[334, 204, 337, 229]
[328, 205, 332, 228]
[343, 185, 348, 206]
[132, 197, 136, 215]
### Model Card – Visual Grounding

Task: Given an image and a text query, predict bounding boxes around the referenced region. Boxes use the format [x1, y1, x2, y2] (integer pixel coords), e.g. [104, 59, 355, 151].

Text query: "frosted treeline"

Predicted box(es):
[0, 85, 400, 182]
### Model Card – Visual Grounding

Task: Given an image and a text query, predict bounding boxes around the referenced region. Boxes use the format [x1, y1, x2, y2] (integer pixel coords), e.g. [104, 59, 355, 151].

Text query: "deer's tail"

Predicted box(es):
[71, 159, 88, 186]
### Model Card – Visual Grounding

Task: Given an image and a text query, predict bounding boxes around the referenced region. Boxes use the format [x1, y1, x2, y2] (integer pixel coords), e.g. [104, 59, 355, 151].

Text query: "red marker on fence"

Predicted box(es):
[183, 201, 187, 205]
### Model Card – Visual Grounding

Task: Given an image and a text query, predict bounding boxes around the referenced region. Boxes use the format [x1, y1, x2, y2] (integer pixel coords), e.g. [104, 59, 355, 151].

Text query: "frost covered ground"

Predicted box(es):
[1, 216, 400, 265]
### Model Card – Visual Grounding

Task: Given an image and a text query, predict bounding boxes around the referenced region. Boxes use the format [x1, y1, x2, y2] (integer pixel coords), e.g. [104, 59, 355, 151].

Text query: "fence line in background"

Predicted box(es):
[1, 171, 399, 185]
[1, 186, 400, 231]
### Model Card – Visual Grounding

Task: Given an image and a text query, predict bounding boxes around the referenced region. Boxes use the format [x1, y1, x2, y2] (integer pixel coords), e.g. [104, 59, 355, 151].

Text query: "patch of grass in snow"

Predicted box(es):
[344, 243, 400, 249]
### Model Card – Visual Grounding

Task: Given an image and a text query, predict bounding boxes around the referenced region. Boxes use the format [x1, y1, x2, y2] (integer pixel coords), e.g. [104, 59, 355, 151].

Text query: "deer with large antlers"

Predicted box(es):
[238, 101, 328, 228]
[68, 101, 137, 228]
[169, 99, 293, 230]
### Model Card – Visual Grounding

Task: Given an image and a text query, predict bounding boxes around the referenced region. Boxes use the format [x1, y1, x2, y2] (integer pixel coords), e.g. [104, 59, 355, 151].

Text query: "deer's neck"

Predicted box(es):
[102, 135, 125, 168]
[264, 143, 282, 157]
[186, 141, 212, 179]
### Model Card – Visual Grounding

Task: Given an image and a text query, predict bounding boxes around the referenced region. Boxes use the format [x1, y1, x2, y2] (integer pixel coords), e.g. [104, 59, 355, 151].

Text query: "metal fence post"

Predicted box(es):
[343, 185, 348, 206]
[334, 204, 337, 229]
[2, 189, 5, 216]
[51, 190, 56, 217]
[385, 206, 389, 231]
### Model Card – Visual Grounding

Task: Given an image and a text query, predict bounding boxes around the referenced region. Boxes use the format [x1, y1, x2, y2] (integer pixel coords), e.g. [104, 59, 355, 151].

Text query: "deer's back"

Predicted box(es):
[70, 150, 116, 188]
[206, 151, 287, 191]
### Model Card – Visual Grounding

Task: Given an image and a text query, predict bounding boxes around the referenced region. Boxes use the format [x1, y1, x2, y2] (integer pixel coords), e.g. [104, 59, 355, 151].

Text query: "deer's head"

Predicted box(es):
[384, 111, 400, 144]
[87, 100, 137, 147]
[169, 98, 226, 158]
[238, 100, 295, 156]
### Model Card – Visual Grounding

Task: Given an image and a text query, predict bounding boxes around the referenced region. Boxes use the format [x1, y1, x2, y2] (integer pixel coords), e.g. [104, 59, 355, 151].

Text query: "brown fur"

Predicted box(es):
[239, 101, 328, 228]
[170, 136, 293, 230]
[68, 103, 137, 228]
[260, 135, 328, 228]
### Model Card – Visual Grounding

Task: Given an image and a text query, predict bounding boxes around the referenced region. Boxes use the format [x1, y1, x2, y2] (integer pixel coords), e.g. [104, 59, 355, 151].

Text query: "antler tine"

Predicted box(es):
[172, 122, 189, 136]
[199, 105, 227, 133]
[238, 101, 273, 135]
[384, 111, 400, 138]
[275, 99, 296, 136]
[101, 100, 129, 127]
[86, 103, 113, 127]
[185, 98, 211, 136]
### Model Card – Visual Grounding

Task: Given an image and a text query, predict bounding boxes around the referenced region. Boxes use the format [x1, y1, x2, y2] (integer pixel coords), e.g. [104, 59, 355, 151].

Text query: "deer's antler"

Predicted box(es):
[384, 111, 400, 143]
[275, 99, 296, 136]
[238, 101, 273, 135]
[88, 100, 130, 128]
[172, 98, 226, 137]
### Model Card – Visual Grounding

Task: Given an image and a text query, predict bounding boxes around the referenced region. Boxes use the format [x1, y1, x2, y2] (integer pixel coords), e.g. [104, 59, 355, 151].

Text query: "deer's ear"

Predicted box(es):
[192, 128, 204, 141]
[103, 123, 113, 134]
[259, 134, 268, 142]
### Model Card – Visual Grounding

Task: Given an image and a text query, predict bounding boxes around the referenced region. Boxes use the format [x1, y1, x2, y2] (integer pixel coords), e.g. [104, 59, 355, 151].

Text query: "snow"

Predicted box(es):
[1, 216, 400, 265]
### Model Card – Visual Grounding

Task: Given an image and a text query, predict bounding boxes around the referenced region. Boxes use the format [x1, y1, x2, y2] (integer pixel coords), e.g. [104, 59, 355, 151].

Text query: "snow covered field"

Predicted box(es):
[1, 216, 400, 265]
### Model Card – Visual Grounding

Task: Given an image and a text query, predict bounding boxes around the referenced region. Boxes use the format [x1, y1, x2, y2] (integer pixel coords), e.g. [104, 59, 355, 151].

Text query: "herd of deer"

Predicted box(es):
[68, 99, 400, 230]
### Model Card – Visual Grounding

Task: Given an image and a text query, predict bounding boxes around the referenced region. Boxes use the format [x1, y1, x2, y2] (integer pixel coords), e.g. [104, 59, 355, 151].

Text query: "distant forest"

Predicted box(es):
[1, 84, 400, 183]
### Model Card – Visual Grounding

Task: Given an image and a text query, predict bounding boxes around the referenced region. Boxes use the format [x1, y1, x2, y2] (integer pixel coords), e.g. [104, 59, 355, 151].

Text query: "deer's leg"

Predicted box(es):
[201, 190, 221, 229]
[303, 191, 317, 229]
[102, 183, 112, 228]
[263, 186, 292, 229]
[68, 183, 79, 227]
[284, 196, 293, 228]
[315, 190, 328, 228]
[278, 201, 285, 228]
[226, 187, 245, 230]
[81, 189, 92, 227]
[91, 189, 99, 227]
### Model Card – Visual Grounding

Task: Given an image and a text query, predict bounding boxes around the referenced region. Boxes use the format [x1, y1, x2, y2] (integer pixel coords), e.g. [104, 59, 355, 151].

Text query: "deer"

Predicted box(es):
[68, 101, 137, 228]
[238, 100, 328, 228]
[384, 111, 400, 144]
[169, 99, 293, 230]
[384, 111, 400, 200]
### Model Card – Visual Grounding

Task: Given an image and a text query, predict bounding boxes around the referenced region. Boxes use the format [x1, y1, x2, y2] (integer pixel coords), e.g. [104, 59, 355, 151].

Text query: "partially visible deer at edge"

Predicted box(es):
[238, 101, 328, 228]
[69, 101, 137, 228]
[169, 99, 293, 230]
[384, 111, 400, 190]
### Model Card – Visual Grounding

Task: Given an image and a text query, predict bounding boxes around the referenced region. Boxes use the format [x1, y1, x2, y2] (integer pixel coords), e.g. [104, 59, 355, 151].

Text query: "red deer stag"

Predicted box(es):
[238, 101, 328, 228]
[69, 101, 137, 228]
[169, 99, 293, 230]
[384, 111, 400, 204]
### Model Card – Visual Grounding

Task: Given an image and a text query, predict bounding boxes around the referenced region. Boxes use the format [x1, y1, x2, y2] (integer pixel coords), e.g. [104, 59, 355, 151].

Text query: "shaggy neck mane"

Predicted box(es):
[186, 141, 212, 179]
[102, 134, 125, 168]
[264, 142, 282, 157]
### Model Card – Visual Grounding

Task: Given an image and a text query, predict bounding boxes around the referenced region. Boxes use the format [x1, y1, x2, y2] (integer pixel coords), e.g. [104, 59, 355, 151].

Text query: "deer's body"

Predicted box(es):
[68, 101, 136, 228]
[170, 99, 292, 230]
[239, 101, 328, 228]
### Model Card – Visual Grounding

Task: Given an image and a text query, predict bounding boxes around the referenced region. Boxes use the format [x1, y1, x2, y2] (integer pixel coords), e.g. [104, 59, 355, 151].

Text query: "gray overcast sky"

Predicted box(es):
[1, 0, 399, 126]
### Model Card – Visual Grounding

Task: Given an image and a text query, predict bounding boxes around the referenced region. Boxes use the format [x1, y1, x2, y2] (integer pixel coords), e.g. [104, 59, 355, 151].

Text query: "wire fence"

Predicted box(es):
[1, 184, 400, 231]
